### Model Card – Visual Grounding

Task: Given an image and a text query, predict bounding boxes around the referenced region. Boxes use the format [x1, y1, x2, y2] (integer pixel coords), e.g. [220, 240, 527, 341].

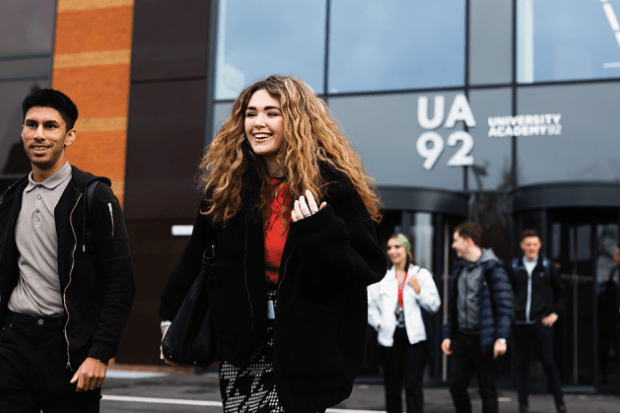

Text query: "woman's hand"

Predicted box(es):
[291, 189, 327, 222]
[159, 325, 182, 367]
[407, 273, 421, 294]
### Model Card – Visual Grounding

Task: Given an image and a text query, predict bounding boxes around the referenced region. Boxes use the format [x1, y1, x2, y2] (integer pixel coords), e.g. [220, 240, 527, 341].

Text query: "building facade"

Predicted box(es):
[1, 0, 620, 391]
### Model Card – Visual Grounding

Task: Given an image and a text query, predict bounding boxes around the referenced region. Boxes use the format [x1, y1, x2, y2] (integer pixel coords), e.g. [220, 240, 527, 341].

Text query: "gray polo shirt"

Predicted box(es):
[8, 162, 72, 316]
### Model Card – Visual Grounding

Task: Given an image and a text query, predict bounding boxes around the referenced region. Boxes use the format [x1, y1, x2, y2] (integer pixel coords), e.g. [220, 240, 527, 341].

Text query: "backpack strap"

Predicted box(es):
[82, 179, 105, 255]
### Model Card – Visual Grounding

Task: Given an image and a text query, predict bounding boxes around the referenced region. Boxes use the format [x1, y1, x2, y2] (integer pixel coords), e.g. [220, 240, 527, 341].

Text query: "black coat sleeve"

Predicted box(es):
[88, 183, 136, 361]
[289, 182, 387, 292]
[159, 200, 218, 321]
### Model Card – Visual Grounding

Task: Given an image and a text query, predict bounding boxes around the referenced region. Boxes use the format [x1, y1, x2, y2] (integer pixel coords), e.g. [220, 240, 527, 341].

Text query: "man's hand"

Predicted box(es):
[441, 338, 452, 356]
[70, 357, 107, 392]
[493, 340, 507, 359]
[541, 313, 558, 327]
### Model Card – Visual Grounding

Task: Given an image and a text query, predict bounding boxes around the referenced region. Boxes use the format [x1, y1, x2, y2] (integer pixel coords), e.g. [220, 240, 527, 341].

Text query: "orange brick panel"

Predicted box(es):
[52, 64, 130, 119]
[54, 6, 134, 54]
[67, 130, 127, 182]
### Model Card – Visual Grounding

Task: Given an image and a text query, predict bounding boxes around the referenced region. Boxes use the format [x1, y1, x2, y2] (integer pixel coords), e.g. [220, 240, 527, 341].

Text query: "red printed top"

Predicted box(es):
[264, 177, 291, 284]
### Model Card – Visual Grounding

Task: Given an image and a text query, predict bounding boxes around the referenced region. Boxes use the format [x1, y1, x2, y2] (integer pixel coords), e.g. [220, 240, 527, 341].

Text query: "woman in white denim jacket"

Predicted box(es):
[368, 233, 441, 413]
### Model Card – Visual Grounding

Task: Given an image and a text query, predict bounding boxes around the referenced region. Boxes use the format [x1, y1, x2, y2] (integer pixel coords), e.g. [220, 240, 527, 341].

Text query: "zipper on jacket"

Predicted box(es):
[107, 202, 114, 236]
[63, 194, 82, 371]
[276, 245, 295, 313]
[525, 270, 532, 323]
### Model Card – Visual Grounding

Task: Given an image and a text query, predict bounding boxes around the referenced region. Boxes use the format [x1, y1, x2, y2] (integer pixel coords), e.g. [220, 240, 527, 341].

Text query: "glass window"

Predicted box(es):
[328, 91, 469, 190]
[469, 0, 513, 85]
[214, 0, 326, 100]
[517, 0, 620, 83]
[212, 101, 234, 141]
[0, 0, 55, 56]
[329, 0, 465, 93]
[516, 82, 620, 185]
[466, 88, 513, 190]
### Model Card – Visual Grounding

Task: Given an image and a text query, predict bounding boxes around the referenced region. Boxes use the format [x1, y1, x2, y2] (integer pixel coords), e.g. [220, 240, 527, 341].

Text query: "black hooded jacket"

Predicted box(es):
[0, 166, 135, 366]
[159, 165, 386, 412]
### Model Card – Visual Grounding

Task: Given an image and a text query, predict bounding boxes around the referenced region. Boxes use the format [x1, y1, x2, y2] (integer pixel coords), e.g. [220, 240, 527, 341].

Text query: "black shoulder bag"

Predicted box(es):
[161, 243, 218, 366]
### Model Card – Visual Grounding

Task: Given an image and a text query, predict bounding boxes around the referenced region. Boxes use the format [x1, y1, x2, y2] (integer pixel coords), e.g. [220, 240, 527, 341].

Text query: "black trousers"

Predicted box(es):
[380, 327, 429, 413]
[0, 311, 100, 413]
[515, 323, 564, 411]
[448, 332, 498, 413]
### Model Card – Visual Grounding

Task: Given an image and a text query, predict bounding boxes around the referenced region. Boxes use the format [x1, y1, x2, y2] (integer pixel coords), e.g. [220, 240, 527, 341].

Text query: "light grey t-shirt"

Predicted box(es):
[8, 162, 72, 316]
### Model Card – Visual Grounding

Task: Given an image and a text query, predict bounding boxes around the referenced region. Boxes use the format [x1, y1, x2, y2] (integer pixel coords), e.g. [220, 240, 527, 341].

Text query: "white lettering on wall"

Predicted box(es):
[416, 95, 476, 170]
[444, 95, 477, 128]
[416, 95, 563, 170]
[417, 96, 445, 129]
[487, 114, 562, 137]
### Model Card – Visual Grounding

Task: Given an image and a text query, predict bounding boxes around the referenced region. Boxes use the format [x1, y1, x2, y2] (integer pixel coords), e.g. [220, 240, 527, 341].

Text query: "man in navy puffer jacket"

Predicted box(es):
[442, 222, 513, 413]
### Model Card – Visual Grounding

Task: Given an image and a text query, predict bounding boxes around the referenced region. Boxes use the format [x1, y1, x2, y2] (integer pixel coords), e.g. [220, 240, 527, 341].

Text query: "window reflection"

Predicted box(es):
[329, 0, 465, 93]
[517, 0, 620, 83]
[215, 0, 326, 100]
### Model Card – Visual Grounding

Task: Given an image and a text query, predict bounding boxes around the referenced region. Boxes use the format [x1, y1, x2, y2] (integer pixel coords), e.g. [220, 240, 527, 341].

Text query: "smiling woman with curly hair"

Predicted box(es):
[159, 75, 387, 413]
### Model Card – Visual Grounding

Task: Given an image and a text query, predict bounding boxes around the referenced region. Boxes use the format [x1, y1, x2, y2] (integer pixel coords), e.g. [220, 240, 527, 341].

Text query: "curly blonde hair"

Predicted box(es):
[199, 74, 382, 224]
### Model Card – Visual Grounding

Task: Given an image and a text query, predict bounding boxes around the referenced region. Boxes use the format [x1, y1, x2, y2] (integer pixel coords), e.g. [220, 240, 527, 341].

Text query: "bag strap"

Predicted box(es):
[82, 179, 107, 255]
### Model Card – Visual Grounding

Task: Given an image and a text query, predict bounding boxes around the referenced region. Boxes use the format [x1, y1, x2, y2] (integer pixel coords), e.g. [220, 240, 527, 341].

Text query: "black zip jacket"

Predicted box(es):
[509, 255, 566, 323]
[0, 166, 135, 366]
[159, 165, 387, 413]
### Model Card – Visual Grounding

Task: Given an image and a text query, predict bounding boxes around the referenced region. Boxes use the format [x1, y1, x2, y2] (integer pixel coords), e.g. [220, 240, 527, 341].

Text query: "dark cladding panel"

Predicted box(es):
[115, 219, 194, 364]
[131, 0, 210, 81]
[124, 79, 206, 219]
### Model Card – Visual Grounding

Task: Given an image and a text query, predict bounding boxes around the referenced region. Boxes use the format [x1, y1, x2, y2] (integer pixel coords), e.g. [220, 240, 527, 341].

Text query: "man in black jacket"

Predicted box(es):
[0, 89, 135, 412]
[510, 229, 566, 413]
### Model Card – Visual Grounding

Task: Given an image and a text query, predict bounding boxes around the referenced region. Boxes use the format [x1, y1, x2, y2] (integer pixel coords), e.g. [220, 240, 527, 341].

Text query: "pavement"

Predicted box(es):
[101, 365, 620, 413]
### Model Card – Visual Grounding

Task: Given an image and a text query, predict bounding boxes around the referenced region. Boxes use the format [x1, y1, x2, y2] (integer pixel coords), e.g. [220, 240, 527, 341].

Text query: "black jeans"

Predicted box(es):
[448, 332, 498, 413]
[0, 311, 100, 413]
[515, 323, 564, 411]
[380, 327, 429, 413]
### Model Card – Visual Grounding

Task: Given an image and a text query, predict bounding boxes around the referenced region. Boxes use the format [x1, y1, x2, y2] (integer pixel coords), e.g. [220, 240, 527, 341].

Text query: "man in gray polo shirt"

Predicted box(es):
[0, 89, 135, 412]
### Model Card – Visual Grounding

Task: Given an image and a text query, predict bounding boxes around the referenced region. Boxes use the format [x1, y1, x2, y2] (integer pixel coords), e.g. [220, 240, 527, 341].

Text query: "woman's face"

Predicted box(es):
[387, 238, 407, 267]
[244, 89, 285, 169]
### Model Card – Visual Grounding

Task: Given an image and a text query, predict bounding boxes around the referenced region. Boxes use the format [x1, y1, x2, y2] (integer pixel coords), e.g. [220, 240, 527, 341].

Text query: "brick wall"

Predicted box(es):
[52, 0, 134, 206]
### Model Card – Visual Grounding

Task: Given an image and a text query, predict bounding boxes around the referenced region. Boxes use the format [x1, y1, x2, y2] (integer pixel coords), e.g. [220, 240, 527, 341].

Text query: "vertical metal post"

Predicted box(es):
[442, 221, 450, 382]
[433, 213, 444, 385]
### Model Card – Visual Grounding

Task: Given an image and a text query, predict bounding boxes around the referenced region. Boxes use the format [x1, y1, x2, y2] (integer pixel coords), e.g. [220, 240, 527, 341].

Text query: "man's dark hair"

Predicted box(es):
[455, 221, 483, 247]
[521, 229, 540, 241]
[22, 88, 79, 130]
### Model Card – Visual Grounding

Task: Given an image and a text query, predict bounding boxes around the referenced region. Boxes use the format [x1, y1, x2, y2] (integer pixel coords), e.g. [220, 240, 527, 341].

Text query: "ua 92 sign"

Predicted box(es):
[417, 131, 474, 170]
[416, 94, 476, 170]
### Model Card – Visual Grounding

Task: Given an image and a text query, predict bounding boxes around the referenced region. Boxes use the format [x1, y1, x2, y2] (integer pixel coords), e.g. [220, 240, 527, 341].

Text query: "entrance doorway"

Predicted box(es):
[513, 182, 620, 392]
